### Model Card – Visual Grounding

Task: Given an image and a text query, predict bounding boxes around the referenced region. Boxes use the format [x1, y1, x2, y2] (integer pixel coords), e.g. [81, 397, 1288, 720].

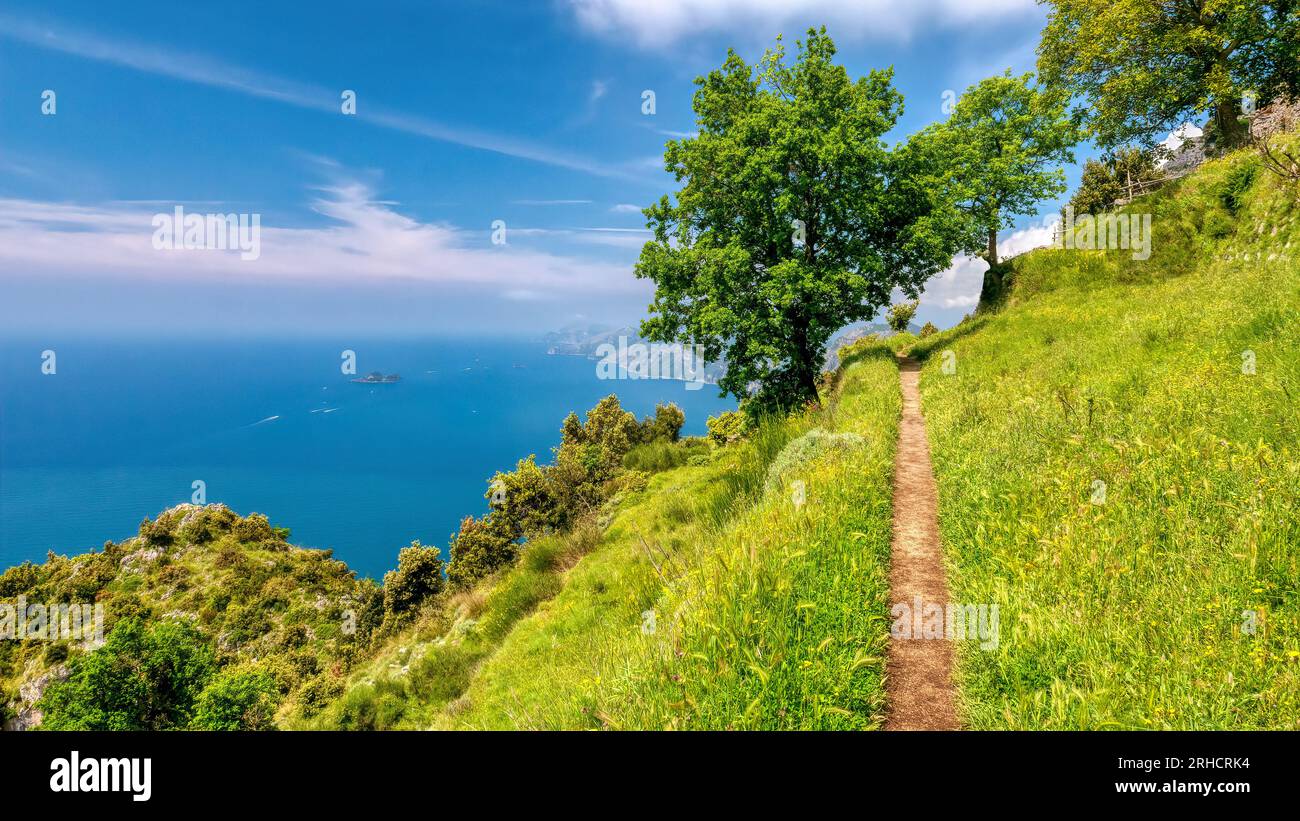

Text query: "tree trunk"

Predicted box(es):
[1214, 96, 1248, 150]
[978, 227, 1003, 310]
[798, 361, 820, 406]
[791, 312, 821, 407]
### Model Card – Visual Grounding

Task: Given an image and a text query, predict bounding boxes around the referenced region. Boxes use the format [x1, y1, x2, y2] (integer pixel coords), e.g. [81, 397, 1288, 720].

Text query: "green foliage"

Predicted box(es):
[440, 343, 901, 729]
[330, 678, 408, 731]
[906, 142, 1300, 728]
[1220, 162, 1259, 214]
[886, 300, 919, 333]
[382, 541, 446, 618]
[0, 562, 40, 597]
[623, 441, 682, 473]
[906, 71, 1080, 274]
[640, 402, 686, 443]
[486, 455, 562, 540]
[706, 410, 747, 445]
[3, 504, 375, 729]
[408, 643, 478, 703]
[477, 560, 564, 641]
[623, 438, 709, 473]
[191, 663, 280, 730]
[1037, 0, 1298, 150]
[1067, 148, 1161, 215]
[39, 618, 217, 730]
[762, 428, 865, 494]
[558, 395, 641, 483]
[231, 512, 283, 548]
[919, 321, 939, 338]
[635, 28, 958, 413]
[446, 516, 516, 589]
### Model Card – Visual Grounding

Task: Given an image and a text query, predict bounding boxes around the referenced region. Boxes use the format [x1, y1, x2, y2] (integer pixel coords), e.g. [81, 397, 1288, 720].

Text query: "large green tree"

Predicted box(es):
[904, 72, 1080, 306]
[635, 29, 957, 413]
[1038, 0, 1300, 151]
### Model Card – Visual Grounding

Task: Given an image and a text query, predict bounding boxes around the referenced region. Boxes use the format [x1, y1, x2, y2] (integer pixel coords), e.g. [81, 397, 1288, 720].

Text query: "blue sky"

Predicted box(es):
[0, 0, 1082, 335]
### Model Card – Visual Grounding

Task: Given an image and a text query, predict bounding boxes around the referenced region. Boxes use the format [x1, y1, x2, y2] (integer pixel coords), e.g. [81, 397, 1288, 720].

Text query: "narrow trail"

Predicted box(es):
[884, 356, 960, 731]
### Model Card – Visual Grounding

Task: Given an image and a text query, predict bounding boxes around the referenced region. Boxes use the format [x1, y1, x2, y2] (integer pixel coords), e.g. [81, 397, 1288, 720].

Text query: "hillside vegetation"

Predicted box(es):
[0, 505, 380, 730]
[4, 139, 1296, 732]
[907, 141, 1300, 729]
[304, 346, 901, 730]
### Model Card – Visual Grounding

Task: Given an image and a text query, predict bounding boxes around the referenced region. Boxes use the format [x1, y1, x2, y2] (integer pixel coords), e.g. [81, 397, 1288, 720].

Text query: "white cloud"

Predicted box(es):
[0, 181, 640, 295]
[920, 219, 1057, 309]
[567, 0, 1038, 48]
[1159, 122, 1203, 155]
[611, 203, 643, 213]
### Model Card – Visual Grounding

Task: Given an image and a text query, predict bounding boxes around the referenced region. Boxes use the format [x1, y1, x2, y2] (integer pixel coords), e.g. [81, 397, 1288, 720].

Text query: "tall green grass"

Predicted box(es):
[908, 145, 1300, 729]
[440, 346, 902, 729]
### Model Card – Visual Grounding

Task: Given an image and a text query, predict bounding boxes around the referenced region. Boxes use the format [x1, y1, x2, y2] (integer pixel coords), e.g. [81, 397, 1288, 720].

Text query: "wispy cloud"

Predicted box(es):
[0, 15, 652, 184]
[504, 225, 652, 249]
[567, 0, 1040, 48]
[610, 203, 643, 213]
[0, 175, 641, 294]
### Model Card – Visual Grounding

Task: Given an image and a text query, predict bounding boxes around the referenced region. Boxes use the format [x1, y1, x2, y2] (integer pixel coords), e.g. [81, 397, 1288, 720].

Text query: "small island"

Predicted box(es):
[351, 371, 402, 384]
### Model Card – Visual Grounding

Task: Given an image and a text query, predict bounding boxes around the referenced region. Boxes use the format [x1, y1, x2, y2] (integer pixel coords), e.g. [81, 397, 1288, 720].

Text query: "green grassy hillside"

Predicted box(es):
[445, 348, 901, 730]
[907, 143, 1300, 729]
[307, 347, 902, 730]
[6, 139, 1295, 732]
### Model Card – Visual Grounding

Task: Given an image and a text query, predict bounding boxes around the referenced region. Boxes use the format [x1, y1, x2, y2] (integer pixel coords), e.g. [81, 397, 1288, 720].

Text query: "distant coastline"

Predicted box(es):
[542, 320, 921, 380]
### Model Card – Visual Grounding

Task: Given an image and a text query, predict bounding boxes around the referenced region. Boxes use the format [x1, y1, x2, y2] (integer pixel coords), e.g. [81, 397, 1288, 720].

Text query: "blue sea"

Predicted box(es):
[0, 336, 735, 580]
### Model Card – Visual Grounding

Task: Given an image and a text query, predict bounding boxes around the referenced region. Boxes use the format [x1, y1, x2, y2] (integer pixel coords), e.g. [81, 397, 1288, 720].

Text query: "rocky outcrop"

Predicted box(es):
[3, 664, 68, 731]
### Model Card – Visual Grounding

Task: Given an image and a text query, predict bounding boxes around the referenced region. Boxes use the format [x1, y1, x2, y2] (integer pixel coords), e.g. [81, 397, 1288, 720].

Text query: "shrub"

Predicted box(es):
[382, 541, 446, 616]
[919, 321, 939, 338]
[1067, 147, 1160, 215]
[446, 516, 516, 589]
[886, 301, 919, 333]
[178, 505, 238, 544]
[191, 664, 280, 730]
[487, 455, 561, 540]
[640, 402, 685, 443]
[762, 429, 865, 494]
[295, 672, 345, 718]
[138, 516, 174, 547]
[559, 395, 641, 482]
[706, 410, 747, 445]
[606, 469, 650, 497]
[0, 561, 40, 597]
[232, 512, 279, 546]
[1219, 161, 1259, 215]
[332, 678, 407, 731]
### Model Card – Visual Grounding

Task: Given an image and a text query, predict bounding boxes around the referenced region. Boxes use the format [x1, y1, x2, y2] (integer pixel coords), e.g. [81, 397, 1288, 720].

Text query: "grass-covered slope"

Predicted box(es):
[308, 345, 902, 731]
[447, 348, 901, 730]
[907, 143, 1300, 729]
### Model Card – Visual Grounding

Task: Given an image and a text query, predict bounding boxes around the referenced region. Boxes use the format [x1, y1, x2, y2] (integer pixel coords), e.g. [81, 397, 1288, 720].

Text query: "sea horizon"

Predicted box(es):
[0, 333, 736, 580]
